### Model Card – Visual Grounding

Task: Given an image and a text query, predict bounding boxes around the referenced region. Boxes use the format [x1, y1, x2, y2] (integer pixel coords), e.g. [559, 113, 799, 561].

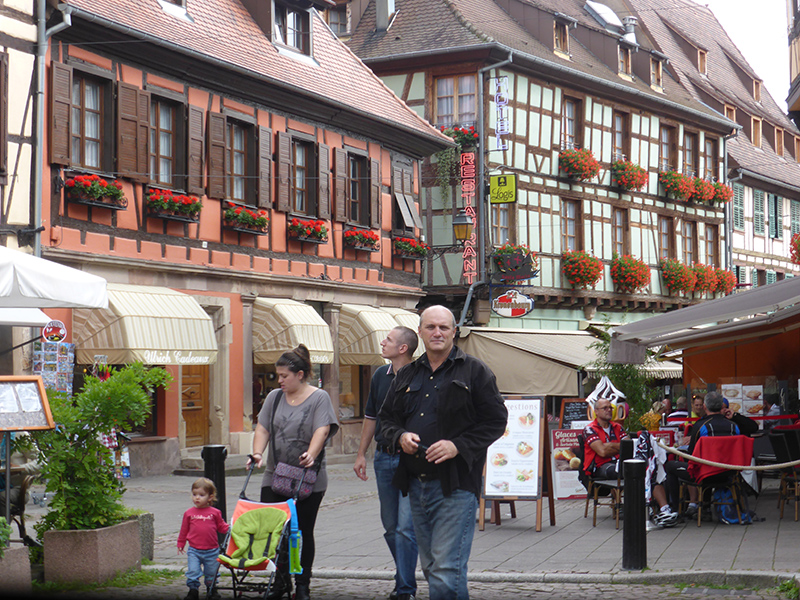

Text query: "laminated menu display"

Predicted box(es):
[32, 340, 74, 395]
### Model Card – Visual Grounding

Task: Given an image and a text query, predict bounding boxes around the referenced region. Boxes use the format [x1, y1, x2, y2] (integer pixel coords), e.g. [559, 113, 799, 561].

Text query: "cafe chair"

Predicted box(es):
[768, 427, 800, 521]
[680, 435, 753, 527]
[574, 433, 626, 529]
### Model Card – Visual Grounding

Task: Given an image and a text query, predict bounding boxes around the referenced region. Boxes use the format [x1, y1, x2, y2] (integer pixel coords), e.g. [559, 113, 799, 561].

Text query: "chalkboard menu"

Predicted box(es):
[559, 399, 589, 429]
[0, 376, 55, 431]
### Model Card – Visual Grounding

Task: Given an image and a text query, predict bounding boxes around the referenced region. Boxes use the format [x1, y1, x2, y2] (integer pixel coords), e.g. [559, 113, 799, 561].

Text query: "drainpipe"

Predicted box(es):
[33, 1, 73, 257]
[722, 128, 739, 273]
[477, 53, 512, 284]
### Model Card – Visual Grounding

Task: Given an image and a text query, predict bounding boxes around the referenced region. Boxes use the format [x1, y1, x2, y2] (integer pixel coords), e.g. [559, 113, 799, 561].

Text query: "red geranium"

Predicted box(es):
[610, 254, 651, 294]
[561, 250, 603, 289]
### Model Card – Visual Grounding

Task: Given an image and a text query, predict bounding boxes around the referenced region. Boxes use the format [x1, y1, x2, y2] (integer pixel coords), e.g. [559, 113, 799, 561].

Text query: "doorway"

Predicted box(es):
[182, 365, 209, 447]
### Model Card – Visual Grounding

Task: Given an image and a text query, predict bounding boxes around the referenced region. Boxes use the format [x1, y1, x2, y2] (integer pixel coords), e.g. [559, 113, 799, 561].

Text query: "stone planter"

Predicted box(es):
[129, 512, 155, 561]
[0, 546, 32, 594]
[44, 519, 141, 585]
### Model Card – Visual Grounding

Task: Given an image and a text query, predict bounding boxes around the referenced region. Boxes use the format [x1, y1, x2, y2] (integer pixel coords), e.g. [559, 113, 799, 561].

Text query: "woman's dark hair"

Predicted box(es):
[276, 344, 312, 380]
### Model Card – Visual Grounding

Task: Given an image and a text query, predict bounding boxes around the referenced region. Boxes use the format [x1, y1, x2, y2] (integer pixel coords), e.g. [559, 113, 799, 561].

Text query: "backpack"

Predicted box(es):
[713, 487, 755, 524]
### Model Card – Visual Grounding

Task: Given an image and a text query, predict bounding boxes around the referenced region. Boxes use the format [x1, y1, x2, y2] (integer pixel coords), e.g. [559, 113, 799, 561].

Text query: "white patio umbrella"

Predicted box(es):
[0, 246, 108, 309]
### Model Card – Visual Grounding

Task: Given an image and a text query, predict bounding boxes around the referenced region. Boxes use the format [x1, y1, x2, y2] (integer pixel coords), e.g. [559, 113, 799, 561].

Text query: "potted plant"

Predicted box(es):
[288, 218, 328, 243]
[146, 188, 202, 221]
[658, 170, 692, 200]
[660, 258, 697, 295]
[558, 147, 600, 181]
[711, 182, 734, 205]
[611, 159, 648, 191]
[561, 250, 603, 289]
[343, 228, 379, 250]
[64, 174, 127, 208]
[610, 254, 651, 294]
[393, 236, 429, 259]
[689, 178, 715, 204]
[714, 268, 737, 295]
[492, 243, 536, 272]
[791, 233, 800, 265]
[435, 125, 479, 199]
[223, 202, 269, 234]
[28, 363, 172, 585]
[691, 263, 718, 294]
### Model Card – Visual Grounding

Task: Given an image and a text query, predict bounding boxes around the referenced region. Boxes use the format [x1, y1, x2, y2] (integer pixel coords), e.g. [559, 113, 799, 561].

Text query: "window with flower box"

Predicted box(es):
[435, 75, 476, 128]
[703, 137, 717, 180]
[705, 224, 718, 267]
[392, 164, 422, 234]
[275, 132, 331, 221]
[612, 208, 628, 256]
[148, 97, 181, 188]
[682, 220, 696, 265]
[562, 97, 582, 150]
[612, 111, 629, 161]
[491, 203, 514, 246]
[658, 124, 677, 171]
[334, 148, 379, 228]
[658, 216, 675, 260]
[346, 153, 368, 226]
[561, 199, 581, 252]
[683, 132, 698, 177]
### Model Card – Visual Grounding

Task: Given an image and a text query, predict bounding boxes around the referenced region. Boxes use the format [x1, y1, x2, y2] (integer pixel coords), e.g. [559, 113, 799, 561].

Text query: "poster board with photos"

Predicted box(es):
[0, 376, 55, 431]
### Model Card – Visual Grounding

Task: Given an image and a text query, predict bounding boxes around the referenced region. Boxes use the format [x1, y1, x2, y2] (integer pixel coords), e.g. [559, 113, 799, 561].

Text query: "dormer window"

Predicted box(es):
[754, 80, 762, 102]
[776, 127, 784, 156]
[698, 49, 707, 74]
[275, 3, 310, 55]
[554, 21, 570, 56]
[752, 117, 762, 148]
[795, 137, 800, 163]
[157, 0, 193, 22]
[618, 45, 632, 77]
[724, 104, 736, 122]
[328, 5, 348, 36]
[650, 57, 663, 90]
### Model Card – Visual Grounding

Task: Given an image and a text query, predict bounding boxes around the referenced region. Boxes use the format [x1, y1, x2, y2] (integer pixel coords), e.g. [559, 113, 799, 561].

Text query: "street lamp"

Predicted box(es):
[428, 209, 474, 259]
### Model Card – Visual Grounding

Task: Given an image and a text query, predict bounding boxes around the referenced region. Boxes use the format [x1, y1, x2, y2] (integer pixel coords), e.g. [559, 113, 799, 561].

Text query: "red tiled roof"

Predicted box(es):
[60, 0, 450, 149]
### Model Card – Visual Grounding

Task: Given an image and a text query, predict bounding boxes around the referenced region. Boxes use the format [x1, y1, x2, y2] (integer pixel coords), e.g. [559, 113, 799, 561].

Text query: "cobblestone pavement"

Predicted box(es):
[28, 576, 788, 600]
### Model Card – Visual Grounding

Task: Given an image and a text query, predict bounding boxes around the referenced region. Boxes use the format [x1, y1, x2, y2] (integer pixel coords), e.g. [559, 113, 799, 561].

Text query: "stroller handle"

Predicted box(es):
[241, 455, 258, 499]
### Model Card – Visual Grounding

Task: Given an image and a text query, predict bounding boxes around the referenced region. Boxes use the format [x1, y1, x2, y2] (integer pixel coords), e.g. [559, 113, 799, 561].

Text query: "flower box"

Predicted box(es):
[343, 228, 380, 252]
[64, 173, 127, 210]
[689, 178, 715, 204]
[660, 258, 696, 295]
[658, 170, 692, 200]
[561, 250, 603, 289]
[222, 201, 269, 235]
[559, 148, 600, 182]
[711, 182, 734, 205]
[288, 218, 328, 244]
[611, 160, 648, 191]
[714, 268, 737, 295]
[611, 254, 651, 294]
[146, 188, 202, 222]
[393, 237, 429, 259]
[691, 263, 718, 293]
[492, 243, 536, 272]
[147, 209, 200, 223]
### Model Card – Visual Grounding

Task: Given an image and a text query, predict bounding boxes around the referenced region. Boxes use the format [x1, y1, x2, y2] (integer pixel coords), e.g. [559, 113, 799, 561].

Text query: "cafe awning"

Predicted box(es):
[339, 304, 400, 366]
[72, 284, 218, 365]
[0, 308, 52, 327]
[457, 328, 682, 396]
[380, 307, 424, 359]
[252, 298, 334, 365]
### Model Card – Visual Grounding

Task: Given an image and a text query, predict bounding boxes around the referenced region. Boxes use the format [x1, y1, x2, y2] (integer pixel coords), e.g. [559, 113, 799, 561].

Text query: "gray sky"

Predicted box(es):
[696, 0, 789, 111]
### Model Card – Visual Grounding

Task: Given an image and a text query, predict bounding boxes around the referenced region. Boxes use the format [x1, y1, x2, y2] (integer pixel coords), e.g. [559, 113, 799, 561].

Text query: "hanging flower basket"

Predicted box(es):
[393, 237, 429, 259]
[222, 201, 269, 234]
[714, 269, 737, 295]
[343, 229, 380, 251]
[691, 263, 718, 293]
[559, 148, 600, 181]
[689, 178, 715, 204]
[64, 174, 127, 209]
[611, 160, 648, 191]
[610, 254, 651, 294]
[288, 218, 328, 243]
[658, 170, 692, 200]
[492, 243, 537, 272]
[660, 258, 696, 295]
[711, 182, 734, 205]
[561, 250, 603, 289]
[434, 125, 479, 199]
[146, 188, 202, 222]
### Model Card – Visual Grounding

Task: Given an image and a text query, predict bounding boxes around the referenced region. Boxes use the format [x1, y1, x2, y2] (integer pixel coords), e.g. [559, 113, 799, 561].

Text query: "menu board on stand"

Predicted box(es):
[480, 395, 555, 532]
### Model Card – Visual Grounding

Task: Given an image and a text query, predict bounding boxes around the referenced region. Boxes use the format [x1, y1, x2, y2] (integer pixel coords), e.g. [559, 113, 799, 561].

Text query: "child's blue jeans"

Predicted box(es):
[186, 546, 220, 589]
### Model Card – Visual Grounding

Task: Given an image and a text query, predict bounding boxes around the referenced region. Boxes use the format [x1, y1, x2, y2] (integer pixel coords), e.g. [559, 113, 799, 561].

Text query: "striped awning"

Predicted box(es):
[339, 304, 401, 366]
[252, 298, 334, 365]
[73, 284, 218, 365]
[380, 307, 424, 359]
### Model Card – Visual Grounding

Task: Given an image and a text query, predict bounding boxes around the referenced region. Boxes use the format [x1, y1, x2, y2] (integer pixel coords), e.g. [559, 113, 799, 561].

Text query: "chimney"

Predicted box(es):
[376, 0, 395, 31]
[622, 16, 638, 45]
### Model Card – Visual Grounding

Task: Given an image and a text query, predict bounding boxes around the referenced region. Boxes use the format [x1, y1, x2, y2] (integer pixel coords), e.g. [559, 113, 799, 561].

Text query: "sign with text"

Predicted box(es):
[550, 429, 586, 499]
[490, 174, 517, 204]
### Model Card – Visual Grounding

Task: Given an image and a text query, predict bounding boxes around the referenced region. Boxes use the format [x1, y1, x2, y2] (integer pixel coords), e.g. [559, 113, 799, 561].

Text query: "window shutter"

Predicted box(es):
[370, 158, 381, 229]
[752, 268, 758, 287]
[187, 106, 205, 195]
[317, 143, 330, 219]
[0, 53, 7, 184]
[49, 61, 72, 166]
[791, 200, 800, 236]
[733, 183, 744, 230]
[258, 126, 272, 209]
[334, 148, 347, 222]
[776, 196, 783, 239]
[737, 266, 746, 284]
[276, 131, 291, 212]
[207, 112, 227, 199]
[768, 194, 776, 238]
[766, 270, 777, 285]
[754, 189, 765, 235]
[136, 89, 150, 182]
[117, 83, 142, 179]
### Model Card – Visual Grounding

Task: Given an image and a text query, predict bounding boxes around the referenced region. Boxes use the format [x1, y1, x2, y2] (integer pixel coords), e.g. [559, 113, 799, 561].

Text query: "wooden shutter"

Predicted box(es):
[258, 126, 272, 208]
[186, 106, 204, 195]
[333, 148, 347, 222]
[754, 189, 765, 235]
[117, 83, 141, 179]
[392, 166, 402, 193]
[276, 131, 291, 212]
[317, 143, 330, 219]
[136, 89, 150, 182]
[370, 158, 381, 229]
[49, 61, 72, 166]
[207, 112, 226, 199]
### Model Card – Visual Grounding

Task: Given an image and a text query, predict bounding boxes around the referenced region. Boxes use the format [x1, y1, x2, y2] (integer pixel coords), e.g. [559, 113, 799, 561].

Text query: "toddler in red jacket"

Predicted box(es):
[177, 477, 230, 600]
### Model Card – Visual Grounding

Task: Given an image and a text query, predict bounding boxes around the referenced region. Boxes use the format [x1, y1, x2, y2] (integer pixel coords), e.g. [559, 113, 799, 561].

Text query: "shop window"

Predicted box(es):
[561, 199, 580, 252]
[562, 97, 582, 149]
[435, 75, 477, 128]
[334, 148, 379, 227]
[338, 365, 369, 419]
[658, 216, 675, 260]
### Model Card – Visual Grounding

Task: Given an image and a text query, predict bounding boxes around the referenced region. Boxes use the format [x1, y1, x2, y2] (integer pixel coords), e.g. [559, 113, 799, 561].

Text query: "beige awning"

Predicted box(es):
[458, 328, 682, 396]
[253, 298, 334, 365]
[380, 307, 424, 359]
[73, 284, 218, 365]
[339, 304, 400, 366]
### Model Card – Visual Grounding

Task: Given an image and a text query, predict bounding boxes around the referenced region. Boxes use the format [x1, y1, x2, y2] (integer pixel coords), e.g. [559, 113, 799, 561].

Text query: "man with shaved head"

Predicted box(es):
[379, 305, 507, 600]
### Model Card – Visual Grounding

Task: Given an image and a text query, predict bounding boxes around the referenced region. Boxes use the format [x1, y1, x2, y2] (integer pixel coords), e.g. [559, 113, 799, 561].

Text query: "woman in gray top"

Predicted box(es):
[249, 344, 339, 600]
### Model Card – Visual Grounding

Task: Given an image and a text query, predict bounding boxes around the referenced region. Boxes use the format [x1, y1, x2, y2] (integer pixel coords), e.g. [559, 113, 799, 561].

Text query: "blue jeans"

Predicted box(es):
[408, 479, 477, 600]
[375, 449, 418, 595]
[186, 546, 220, 590]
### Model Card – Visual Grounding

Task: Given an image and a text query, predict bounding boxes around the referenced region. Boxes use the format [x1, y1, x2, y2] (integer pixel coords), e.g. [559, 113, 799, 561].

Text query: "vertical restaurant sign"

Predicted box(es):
[461, 151, 478, 284]
[494, 76, 510, 151]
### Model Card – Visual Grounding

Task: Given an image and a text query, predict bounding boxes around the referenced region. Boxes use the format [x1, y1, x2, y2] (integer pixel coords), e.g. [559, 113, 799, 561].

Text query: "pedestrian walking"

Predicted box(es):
[177, 477, 229, 600]
[354, 325, 420, 600]
[379, 305, 508, 600]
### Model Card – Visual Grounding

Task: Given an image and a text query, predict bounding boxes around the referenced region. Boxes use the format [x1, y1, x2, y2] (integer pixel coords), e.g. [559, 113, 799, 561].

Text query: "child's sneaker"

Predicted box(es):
[184, 589, 199, 600]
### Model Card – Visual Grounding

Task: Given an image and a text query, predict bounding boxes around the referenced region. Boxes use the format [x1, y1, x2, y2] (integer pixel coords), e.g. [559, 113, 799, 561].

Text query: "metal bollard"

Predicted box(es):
[622, 458, 647, 570]
[201, 445, 228, 524]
